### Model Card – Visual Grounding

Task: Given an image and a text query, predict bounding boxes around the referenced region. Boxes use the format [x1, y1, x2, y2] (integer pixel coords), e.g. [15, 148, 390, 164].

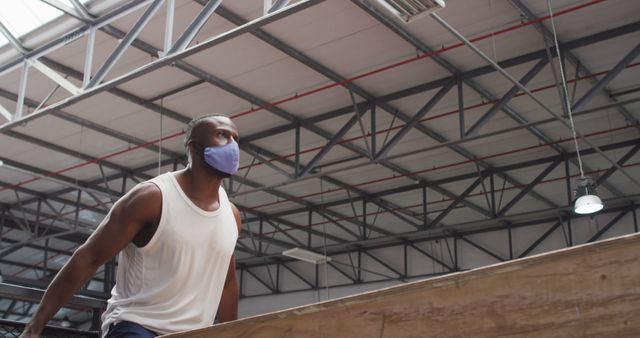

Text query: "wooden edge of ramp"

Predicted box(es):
[163, 232, 640, 338]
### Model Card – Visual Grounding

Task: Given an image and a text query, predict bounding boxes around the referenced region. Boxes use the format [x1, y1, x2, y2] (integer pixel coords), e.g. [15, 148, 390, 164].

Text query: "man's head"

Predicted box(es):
[184, 115, 239, 178]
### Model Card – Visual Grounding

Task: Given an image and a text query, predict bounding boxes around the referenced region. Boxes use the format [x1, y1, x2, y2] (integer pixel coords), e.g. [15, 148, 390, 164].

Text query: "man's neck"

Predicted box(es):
[177, 166, 222, 203]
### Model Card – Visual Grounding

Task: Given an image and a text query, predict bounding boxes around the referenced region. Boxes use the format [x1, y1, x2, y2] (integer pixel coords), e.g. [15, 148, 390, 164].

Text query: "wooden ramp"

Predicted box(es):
[163, 233, 640, 338]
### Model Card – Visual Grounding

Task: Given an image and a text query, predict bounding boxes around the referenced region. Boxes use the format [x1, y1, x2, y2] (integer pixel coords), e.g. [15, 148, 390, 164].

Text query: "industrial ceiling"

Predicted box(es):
[0, 0, 638, 330]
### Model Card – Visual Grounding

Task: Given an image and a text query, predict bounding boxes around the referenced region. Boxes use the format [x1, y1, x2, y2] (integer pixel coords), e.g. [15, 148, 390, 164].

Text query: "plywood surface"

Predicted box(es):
[162, 233, 640, 338]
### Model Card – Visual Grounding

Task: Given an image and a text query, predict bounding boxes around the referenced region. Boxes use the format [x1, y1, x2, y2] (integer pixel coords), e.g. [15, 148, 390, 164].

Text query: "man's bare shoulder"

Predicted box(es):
[115, 182, 162, 218]
[229, 203, 242, 233]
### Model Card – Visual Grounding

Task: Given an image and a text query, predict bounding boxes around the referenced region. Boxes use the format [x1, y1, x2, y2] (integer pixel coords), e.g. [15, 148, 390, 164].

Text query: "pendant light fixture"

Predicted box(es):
[547, 0, 603, 215]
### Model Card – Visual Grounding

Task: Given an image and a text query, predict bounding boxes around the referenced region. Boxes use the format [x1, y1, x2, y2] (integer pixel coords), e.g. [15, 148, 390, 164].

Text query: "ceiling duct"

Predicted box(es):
[373, 0, 445, 23]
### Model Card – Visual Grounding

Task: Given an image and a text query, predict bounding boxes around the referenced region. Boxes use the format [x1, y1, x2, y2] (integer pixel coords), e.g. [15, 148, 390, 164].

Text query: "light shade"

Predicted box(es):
[282, 248, 331, 264]
[574, 194, 604, 214]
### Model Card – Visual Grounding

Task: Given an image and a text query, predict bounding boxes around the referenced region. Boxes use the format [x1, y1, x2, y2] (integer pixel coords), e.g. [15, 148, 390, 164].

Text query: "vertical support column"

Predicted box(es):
[422, 185, 427, 229]
[453, 235, 459, 271]
[263, 0, 273, 15]
[121, 175, 128, 194]
[507, 224, 513, 260]
[633, 203, 638, 233]
[564, 158, 572, 205]
[258, 218, 263, 256]
[74, 190, 82, 228]
[15, 61, 29, 120]
[91, 309, 101, 331]
[370, 103, 376, 157]
[490, 173, 496, 217]
[567, 213, 573, 246]
[403, 240, 408, 279]
[295, 126, 300, 178]
[362, 199, 367, 240]
[163, 0, 175, 56]
[239, 265, 244, 297]
[275, 262, 280, 293]
[357, 249, 362, 283]
[35, 199, 42, 237]
[83, 26, 96, 88]
[314, 264, 319, 289]
[307, 209, 312, 249]
[43, 239, 49, 278]
[564, 158, 573, 246]
[457, 75, 465, 139]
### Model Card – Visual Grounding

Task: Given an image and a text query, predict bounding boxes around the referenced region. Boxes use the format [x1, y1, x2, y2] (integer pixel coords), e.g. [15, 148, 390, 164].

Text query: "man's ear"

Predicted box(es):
[187, 141, 201, 159]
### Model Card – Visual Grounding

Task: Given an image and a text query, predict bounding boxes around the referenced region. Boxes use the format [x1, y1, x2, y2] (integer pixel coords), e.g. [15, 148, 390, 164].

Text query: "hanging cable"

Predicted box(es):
[548, 0, 584, 178]
[158, 98, 164, 176]
[319, 175, 330, 300]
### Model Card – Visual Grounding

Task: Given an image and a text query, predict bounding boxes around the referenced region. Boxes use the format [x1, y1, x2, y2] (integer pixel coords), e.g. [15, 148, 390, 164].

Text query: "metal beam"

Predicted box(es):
[298, 111, 363, 177]
[0, 85, 182, 160]
[374, 82, 454, 160]
[588, 209, 630, 243]
[460, 236, 505, 262]
[0, 20, 28, 54]
[267, 0, 291, 13]
[430, 176, 486, 229]
[0, 283, 105, 311]
[572, 43, 640, 111]
[465, 58, 548, 137]
[247, 138, 639, 225]
[69, 0, 95, 20]
[239, 21, 640, 142]
[353, 0, 626, 199]
[208, 3, 493, 213]
[0, 0, 318, 121]
[167, 0, 222, 54]
[86, 0, 164, 88]
[162, 0, 175, 55]
[0, 1, 154, 78]
[0, 104, 12, 122]
[27, 59, 82, 95]
[431, 13, 640, 190]
[497, 159, 563, 217]
[10, 7, 412, 246]
[597, 144, 640, 186]
[508, 0, 638, 124]
[240, 202, 640, 268]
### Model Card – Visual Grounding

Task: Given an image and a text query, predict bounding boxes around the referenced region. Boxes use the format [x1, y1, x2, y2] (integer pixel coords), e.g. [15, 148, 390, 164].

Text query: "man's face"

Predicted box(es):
[200, 117, 239, 148]
[189, 117, 239, 178]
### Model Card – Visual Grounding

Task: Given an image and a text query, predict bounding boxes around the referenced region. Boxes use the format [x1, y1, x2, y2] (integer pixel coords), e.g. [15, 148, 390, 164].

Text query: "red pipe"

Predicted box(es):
[239, 62, 640, 170]
[228, 0, 606, 120]
[29, 122, 636, 226]
[0, 0, 610, 193]
[245, 160, 640, 239]
[247, 123, 638, 210]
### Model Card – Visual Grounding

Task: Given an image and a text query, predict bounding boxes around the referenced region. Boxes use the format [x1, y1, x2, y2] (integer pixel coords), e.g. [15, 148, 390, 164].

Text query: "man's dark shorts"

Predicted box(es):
[105, 321, 157, 338]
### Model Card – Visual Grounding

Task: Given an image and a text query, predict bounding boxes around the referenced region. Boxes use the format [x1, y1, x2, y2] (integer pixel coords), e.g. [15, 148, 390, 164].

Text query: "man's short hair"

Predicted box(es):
[183, 114, 229, 148]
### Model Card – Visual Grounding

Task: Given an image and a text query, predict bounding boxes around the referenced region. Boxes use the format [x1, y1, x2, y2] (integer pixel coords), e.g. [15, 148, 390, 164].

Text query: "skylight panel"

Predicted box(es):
[0, 0, 92, 49]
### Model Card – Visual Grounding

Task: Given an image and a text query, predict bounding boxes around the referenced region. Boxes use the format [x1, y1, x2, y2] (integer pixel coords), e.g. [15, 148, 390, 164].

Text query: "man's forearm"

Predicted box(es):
[25, 247, 101, 333]
[217, 281, 239, 322]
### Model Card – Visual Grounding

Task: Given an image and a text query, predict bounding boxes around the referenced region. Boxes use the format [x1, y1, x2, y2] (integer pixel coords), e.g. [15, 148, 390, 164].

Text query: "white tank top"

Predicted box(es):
[101, 172, 238, 336]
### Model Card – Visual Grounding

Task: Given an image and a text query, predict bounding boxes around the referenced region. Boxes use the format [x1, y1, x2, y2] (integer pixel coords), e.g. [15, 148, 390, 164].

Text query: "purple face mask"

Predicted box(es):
[203, 140, 240, 175]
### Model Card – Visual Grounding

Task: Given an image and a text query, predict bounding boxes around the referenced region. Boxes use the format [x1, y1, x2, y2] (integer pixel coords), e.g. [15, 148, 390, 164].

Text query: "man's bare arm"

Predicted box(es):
[216, 203, 242, 323]
[20, 183, 161, 337]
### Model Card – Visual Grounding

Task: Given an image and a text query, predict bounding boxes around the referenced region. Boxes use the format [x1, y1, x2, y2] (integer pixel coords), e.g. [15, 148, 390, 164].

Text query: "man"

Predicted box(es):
[20, 115, 242, 338]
